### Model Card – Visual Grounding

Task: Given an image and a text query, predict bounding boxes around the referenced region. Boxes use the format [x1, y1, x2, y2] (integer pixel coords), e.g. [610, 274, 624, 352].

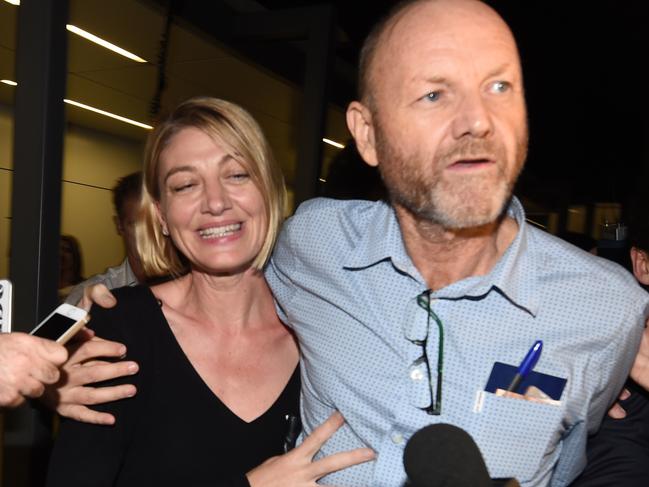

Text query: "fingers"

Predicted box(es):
[311, 448, 375, 479]
[68, 383, 137, 406]
[80, 284, 116, 311]
[66, 337, 127, 366]
[58, 404, 116, 426]
[620, 388, 631, 401]
[18, 376, 47, 400]
[72, 361, 138, 384]
[608, 402, 627, 419]
[32, 335, 68, 367]
[300, 411, 345, 456]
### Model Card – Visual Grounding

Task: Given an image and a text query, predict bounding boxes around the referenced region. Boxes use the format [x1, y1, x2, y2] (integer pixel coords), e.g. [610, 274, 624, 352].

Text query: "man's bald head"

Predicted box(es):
[358, 0, 519, 104]
[347, 0, 528, 230]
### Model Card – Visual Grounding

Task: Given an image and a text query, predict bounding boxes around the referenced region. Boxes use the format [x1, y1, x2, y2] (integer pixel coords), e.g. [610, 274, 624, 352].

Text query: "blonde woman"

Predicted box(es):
[46, 98, 372, 487]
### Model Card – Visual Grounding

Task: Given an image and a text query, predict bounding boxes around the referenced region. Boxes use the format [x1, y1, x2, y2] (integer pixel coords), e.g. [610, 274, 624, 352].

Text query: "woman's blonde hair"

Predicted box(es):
[136, 97, 286, 277]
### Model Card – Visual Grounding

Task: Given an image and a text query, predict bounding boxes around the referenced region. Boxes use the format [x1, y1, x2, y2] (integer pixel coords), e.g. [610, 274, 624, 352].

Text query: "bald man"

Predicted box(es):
[48, 0, 648, 485]
[267, 0, 648, 485]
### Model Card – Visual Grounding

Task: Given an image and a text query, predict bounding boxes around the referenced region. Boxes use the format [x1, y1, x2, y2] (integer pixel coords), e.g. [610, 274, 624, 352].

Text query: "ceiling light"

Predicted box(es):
[0, 81, 152, 130]
[66, 24, 147, 63]
[3, 0, 20, 5]
[64, 99, 152, 130]
[323, 138, 344, 149]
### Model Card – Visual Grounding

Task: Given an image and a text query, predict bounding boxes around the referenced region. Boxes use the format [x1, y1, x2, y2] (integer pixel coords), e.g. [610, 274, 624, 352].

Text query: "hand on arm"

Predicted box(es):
[246, 412, 375, 487]
[608, 319, 649, 419]
[41, 283, 139, 425]
[0, 333, 67, 407]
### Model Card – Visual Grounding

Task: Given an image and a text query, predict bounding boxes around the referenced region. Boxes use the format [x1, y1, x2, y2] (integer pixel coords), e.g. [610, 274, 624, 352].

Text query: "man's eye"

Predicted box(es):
[490, 81, 511, 93]
[422, 91, 441, 102]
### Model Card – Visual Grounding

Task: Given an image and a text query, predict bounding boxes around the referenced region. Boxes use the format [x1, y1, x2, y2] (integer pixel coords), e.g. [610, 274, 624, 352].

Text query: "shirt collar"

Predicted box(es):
[122, 258, 139, 286]
[343, 197, 539, 316]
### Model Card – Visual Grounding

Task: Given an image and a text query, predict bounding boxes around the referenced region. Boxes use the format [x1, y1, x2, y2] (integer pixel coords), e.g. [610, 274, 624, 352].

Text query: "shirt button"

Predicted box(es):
[391, 433, 404, 445]
[410, 368, 424, 381]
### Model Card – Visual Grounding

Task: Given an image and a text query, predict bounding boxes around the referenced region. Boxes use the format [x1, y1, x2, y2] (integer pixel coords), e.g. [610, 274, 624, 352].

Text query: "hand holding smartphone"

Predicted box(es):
[0, 279, 12, 333]
[30, 303, 90, 344]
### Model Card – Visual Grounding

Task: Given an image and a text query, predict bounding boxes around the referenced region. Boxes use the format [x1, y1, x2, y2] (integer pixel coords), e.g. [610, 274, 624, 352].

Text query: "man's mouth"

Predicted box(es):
[448, 157, 494, 170]
[198, 223, 241, 239]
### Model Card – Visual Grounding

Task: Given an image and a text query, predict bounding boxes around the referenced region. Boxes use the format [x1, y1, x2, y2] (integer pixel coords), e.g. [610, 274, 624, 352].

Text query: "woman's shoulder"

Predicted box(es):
[88, 285, 160, 342]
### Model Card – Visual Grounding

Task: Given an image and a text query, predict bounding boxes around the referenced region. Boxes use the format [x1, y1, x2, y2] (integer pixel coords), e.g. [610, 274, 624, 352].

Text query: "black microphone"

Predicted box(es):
[403, 423, 520, 487]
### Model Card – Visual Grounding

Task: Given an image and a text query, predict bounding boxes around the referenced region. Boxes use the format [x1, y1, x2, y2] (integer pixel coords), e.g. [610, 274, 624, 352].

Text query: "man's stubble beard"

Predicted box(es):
[373, 119, 528, 230]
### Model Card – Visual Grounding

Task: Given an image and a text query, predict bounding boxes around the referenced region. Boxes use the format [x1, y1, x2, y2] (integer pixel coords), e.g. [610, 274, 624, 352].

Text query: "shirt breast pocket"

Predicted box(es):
[470, 391, 564, 482]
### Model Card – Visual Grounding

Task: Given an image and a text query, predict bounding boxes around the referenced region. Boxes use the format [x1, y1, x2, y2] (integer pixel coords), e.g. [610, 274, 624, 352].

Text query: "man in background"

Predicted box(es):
[66, 172, 145, 305]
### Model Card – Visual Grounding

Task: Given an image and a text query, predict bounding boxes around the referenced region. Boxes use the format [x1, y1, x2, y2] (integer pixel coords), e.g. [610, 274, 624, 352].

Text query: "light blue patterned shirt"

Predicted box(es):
[266, 197, 649, 486]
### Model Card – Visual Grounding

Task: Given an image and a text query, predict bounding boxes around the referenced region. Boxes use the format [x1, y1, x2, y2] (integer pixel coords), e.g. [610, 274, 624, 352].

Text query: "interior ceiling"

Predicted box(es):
[0, 0, 352, 187]
[1, 0, 648, 206]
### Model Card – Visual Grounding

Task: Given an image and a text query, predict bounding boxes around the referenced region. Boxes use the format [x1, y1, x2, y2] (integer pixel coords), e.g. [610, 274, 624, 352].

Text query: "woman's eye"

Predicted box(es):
[490, 81, 511, 93]
[172, 182, 195, 193]
[229, 172, 250, 181]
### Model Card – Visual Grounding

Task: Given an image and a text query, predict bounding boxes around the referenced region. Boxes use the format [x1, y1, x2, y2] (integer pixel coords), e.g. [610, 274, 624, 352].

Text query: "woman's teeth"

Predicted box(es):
[199, 223, 241, 238]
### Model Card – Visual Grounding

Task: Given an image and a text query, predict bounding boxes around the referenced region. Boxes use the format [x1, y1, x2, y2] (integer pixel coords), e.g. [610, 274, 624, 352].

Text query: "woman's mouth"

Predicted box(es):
[198, 223, 242, 239]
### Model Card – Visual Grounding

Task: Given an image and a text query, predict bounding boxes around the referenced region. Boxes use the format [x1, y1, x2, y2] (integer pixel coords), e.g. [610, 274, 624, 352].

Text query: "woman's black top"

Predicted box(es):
[46, 285, 300, 487]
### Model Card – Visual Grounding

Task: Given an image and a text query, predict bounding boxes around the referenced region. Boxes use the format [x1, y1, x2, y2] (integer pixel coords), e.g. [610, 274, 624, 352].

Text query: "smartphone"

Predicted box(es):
[0, 279, 12, 333]
[30, 303, 89, 344]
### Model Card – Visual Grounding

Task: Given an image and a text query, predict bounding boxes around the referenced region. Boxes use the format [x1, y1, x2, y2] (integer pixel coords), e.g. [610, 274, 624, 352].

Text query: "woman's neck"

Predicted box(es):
[155, 268, 277, 332]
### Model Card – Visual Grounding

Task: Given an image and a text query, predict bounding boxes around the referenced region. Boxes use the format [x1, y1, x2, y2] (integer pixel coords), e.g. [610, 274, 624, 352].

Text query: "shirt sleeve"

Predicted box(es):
[553, 297, 649, 485]
[265, 219, 299, 326]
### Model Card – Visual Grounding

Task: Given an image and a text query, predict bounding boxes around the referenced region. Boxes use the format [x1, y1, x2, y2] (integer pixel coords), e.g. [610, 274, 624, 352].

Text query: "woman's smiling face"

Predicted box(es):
[156, 127, 267, 275]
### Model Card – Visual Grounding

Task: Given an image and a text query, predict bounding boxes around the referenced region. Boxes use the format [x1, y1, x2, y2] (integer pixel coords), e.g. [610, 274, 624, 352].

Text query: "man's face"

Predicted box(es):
[361, 0, 528, 229]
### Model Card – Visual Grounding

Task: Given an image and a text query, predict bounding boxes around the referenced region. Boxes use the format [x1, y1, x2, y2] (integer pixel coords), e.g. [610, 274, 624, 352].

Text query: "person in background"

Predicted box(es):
[58, 235, 84, 301]
[65, 172, 146, 306]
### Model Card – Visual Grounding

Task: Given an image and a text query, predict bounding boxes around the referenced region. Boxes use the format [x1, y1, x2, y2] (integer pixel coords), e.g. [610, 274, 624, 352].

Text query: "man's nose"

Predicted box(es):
[451, 92, 494, 139]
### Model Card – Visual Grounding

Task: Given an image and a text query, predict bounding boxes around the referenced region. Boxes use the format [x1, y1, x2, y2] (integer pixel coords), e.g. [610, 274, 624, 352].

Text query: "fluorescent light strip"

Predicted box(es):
[66, 25, 146, 63]
[3, 2, 146, 63]
[2, 80, 149, 130]
[323, 138, 345, 149]
[64, 99, 152, 129]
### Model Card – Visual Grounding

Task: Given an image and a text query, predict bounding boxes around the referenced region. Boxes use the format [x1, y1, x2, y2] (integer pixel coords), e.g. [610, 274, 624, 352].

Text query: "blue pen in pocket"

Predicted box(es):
[507, 340, 543, 394]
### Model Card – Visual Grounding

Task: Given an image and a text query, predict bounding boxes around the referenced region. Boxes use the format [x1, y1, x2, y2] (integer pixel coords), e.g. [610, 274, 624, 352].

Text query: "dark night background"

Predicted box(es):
[252, 0, 649, 220]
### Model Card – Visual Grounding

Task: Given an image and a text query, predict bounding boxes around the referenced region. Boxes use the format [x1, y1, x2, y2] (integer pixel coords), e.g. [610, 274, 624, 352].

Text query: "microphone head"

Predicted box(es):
[403, 423, 491, 487]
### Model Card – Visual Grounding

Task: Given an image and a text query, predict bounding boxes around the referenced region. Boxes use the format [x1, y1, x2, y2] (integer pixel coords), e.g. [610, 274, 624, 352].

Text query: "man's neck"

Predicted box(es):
[395, 205, 519, 291]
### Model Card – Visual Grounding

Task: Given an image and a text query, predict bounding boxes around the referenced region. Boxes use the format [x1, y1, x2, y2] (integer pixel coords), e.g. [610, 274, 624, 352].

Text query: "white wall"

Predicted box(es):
[0, 103, 144, 281]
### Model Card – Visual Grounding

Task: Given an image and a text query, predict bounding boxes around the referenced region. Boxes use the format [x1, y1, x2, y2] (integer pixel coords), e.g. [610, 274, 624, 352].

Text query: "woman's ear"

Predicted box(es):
[631, 247, 649, 285]
[154, 201, 169, 236]
[346, 101, 379, 167]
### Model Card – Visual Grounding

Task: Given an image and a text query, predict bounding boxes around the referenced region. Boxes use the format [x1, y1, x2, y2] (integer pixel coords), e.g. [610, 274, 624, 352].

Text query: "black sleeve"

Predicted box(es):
[571, 381, 649, 487]
[215, 475, 252, 487]
[45, 288, 148, 487]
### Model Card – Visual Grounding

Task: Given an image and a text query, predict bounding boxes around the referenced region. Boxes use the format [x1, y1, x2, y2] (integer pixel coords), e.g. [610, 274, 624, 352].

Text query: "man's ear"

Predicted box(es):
[631, 247, 649, 285]
[346, 101, 379, 167]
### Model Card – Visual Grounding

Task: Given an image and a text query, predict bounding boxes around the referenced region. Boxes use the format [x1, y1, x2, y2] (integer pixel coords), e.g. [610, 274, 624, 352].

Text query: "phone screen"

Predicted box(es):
[33, 313, 78, 341]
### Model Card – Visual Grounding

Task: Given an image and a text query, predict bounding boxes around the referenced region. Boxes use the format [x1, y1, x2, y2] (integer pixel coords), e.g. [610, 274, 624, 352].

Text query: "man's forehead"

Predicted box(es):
[378, 0, 517, 61]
